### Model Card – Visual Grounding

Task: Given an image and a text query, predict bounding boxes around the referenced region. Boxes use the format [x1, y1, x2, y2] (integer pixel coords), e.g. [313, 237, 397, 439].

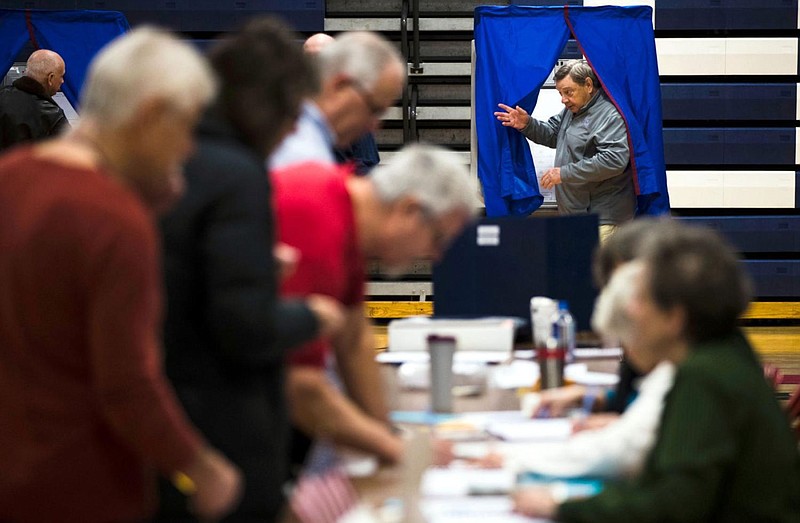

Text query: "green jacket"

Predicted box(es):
[558, 331, 800, 522]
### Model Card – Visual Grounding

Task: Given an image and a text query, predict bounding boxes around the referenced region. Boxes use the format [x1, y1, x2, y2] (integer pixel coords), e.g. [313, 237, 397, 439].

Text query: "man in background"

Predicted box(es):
[495, 59, 634, 243]
[274, 144, 477, 472]
[269, 31, 405, 171]
[302, 32, 382, 175]
[0, 28, 241, 522]
[0, 49, 70, 151]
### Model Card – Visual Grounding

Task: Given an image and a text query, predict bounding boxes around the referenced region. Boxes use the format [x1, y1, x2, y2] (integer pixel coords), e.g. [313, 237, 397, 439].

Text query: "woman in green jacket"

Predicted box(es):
[514, 220, 800, 522]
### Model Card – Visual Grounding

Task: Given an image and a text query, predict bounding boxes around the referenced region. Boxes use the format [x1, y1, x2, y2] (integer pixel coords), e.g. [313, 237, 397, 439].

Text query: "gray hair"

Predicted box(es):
[25, 49, 64, 83]
[370, 144, 478, 218]
[554, 59, 597, 87]
[591, 260, 644, 346]
[80, 27, 217, 128]
[317, 31, 406, 91]
[639, 220, 751, 343]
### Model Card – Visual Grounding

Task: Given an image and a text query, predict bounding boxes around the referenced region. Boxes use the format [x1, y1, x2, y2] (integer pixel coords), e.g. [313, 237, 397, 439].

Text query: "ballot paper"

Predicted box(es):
[485, 418, 573, 442]
[421, 495, 553, 523]
[421, 468, 516, 497]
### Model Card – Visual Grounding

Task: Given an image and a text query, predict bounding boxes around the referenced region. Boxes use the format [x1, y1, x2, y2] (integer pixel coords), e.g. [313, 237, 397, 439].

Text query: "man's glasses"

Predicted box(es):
[349, 80, 387, 117]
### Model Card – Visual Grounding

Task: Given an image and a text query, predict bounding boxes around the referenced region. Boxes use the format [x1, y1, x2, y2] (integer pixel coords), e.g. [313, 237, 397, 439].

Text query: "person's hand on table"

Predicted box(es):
[535, 384, 588, 417]
[572, 412, 620, 434]
[494, 103, 530, 131]
[473, 452, 504, 469]
[512, 486, 558, 519]
[431, 439, 504, 469]
[431, 438, 456, 467]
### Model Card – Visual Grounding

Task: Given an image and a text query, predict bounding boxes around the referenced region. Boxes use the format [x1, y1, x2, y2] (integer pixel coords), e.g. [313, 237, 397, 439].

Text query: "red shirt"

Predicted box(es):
[0, 149, 203, 522]
[272, 162, 365, 368]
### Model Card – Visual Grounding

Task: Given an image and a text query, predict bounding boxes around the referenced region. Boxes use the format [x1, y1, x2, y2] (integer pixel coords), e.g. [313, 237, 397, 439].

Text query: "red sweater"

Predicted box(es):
[0, 149, 203, 522]
[272, 162, 365, 368]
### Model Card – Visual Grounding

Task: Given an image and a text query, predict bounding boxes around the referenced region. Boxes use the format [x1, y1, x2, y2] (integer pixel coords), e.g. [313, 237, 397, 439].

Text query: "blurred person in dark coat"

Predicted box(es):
[0, 49, 70, 150]
[157, 18, 345, 522]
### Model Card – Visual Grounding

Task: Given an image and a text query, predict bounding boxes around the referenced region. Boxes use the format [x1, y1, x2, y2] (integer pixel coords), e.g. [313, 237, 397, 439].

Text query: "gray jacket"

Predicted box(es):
[522, 90, 635, 225]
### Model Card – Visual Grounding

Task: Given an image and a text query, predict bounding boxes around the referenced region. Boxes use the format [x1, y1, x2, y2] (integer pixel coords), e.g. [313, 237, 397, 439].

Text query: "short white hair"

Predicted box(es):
[591, 260, 644, 345]
[80, 27, 217, 128]
[370, 144, 478, 218]
[317, 31, 405, 90]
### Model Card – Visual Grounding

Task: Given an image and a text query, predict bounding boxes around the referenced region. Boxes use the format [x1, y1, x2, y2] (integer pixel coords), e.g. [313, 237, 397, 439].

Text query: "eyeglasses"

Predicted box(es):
[349, 80, 387, 117]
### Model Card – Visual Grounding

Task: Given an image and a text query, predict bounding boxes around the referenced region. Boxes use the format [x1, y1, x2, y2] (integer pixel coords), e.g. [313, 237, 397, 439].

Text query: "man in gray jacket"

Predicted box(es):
[495, 59, 635, 242]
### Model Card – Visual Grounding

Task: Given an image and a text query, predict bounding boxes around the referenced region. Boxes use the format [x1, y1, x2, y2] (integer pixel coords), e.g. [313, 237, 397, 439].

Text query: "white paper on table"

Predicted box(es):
[453, 410, 532, 431]
[420, 468, 516, 497]
[485, 418, 573, 442]
[490, 359, 539, 389]
[338, 504, 381, 523]
[572, 347, 623, 359]
[490, 361, 619, 389]
[421, 495, 553, 523]
[565, 364, 620, 387]
[376, 351, 510, 364]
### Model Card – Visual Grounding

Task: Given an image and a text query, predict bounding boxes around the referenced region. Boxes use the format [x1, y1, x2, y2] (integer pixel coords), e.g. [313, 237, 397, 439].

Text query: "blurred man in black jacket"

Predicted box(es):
[0, 49, 70, 151]
[157, 18, 345, 522]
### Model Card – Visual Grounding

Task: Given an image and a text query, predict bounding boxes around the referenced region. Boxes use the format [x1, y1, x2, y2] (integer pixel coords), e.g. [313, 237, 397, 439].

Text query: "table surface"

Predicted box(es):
[339, 356, 621, 521]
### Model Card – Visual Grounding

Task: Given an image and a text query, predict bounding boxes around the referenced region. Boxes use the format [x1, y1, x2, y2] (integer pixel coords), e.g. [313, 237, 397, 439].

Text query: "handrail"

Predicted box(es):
[400, 0, 410, 142]
[400, 0, 409, 61]
[410, 0, 423, 73]
[410, 83, 419, 142]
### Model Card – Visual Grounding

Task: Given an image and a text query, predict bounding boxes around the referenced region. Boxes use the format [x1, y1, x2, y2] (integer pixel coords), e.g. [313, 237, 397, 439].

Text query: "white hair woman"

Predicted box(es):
[77, 26, 218, 212]
[434, 260, 676, 481]
[0, 27, 242, 522]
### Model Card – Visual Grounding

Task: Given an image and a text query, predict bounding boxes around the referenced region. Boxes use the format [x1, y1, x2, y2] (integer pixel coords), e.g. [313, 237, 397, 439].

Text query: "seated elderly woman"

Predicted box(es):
[513, 220, 800, 522]
[536, 218, 660, 421]
[500, 260, 676, 479]
[435, 259, 676, 480]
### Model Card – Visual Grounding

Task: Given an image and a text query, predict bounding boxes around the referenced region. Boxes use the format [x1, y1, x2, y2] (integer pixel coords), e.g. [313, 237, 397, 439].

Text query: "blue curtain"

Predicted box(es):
[0, 9, 130, 109]
[474, 5, 670, 217]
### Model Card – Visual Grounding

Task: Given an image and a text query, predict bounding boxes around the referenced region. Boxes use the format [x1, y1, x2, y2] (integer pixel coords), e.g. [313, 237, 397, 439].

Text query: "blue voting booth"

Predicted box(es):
[0, 9, 129, 110]
[473, 5, 670, 218]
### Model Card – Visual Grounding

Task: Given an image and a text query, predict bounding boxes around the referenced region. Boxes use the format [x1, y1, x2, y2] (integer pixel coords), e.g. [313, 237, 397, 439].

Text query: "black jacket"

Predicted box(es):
[157, 109, 319, 522]
[0, 76, 70, 151]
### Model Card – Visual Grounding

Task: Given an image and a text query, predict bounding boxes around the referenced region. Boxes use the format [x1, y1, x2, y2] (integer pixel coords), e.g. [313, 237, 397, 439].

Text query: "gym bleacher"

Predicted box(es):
[10, 0, 796, 394]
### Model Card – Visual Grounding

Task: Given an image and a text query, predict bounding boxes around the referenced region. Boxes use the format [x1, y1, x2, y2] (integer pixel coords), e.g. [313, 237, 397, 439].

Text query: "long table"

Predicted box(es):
[337, 354, 621, 522]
